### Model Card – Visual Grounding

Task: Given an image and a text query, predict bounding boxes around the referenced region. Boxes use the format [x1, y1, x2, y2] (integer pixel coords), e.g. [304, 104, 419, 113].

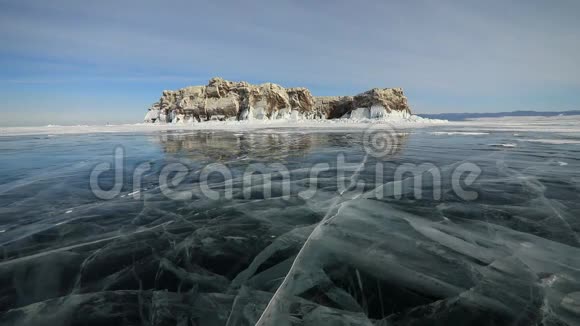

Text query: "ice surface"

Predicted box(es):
[441, 115, 580, 133]
[1, 117, 580, 325]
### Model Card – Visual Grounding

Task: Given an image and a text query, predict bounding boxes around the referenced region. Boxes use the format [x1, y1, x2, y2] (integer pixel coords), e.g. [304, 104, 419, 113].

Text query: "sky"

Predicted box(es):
[1, 0, 579, 126]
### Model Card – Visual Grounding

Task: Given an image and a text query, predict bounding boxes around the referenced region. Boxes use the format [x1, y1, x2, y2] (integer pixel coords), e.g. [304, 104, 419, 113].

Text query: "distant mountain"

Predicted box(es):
[417, 110, 580, 121]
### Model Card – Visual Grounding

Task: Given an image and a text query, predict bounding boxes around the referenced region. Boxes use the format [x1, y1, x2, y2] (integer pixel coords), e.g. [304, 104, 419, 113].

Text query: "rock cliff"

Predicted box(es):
[144, 77, 412, 123]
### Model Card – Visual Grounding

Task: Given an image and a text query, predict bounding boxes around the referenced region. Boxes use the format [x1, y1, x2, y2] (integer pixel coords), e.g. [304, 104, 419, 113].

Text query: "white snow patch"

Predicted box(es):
[444, 115, 580, 133]
[144, 108, 160, 122]
[521, 139, 580, 145]
[0, 115, 447, 136]
[430, 132, 489, 135]
[341, 106, 418, 122]
[488, 143, 517, 148]
[562, 292, 580, 314]
[347, 107, 370, 120]
[540, 274, 558, 287]
[253, 107, 268, 120]
[65, 210, 73, 214]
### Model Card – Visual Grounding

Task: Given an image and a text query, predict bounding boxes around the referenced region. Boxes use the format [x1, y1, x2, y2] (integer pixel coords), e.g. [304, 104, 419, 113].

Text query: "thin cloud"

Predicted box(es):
[0, 0, 579, 124]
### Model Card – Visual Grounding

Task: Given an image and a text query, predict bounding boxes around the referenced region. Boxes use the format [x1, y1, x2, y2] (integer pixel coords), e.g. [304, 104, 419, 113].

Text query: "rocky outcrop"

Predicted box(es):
[144, 77, 412, 123]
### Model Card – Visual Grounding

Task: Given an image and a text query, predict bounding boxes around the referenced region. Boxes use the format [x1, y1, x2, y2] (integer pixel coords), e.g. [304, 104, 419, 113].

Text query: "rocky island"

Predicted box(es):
[144, 77, 414, 123]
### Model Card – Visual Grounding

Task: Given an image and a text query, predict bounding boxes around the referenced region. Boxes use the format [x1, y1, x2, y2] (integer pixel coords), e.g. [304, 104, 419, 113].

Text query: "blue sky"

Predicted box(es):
[1, 0, 579, 126]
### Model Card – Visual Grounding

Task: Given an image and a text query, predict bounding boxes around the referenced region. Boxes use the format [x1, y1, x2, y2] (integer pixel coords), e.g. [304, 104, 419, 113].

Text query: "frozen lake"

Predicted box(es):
[1, 117, 580, 325]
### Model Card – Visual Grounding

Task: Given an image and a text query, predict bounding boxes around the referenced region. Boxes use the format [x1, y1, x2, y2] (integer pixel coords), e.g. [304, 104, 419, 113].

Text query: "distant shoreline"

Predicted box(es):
[417, 110, 580, 121]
